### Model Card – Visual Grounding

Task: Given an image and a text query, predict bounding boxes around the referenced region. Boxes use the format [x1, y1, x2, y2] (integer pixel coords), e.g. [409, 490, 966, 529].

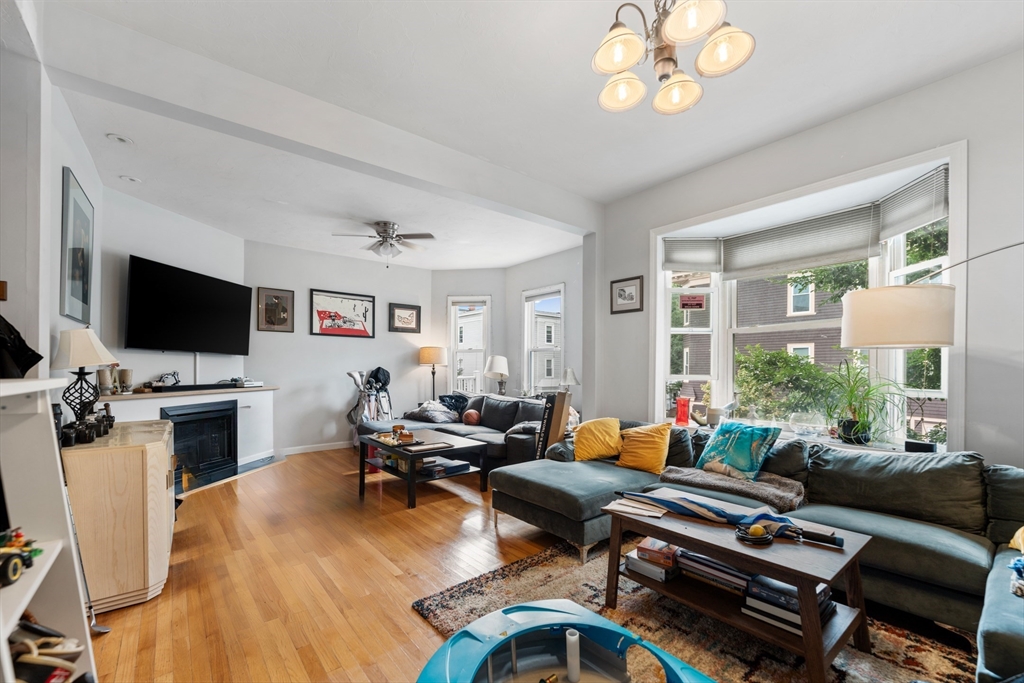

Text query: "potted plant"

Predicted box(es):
[822, 359, 904, 445]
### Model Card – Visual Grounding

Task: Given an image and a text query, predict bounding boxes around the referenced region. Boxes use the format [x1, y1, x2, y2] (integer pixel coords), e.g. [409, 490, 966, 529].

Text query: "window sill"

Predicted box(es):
[684, 423, 945, 454]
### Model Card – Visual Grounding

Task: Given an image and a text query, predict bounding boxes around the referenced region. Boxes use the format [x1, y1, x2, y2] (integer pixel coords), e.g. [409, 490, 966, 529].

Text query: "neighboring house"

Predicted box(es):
[529, 309, 563, 392]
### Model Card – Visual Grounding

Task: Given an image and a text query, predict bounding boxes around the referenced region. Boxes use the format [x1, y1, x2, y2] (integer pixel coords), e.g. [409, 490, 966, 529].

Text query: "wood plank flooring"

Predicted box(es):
[92, 447, 558, 682]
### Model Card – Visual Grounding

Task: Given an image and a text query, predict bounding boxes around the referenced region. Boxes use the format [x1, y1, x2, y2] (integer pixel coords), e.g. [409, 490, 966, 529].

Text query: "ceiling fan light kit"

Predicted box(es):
[332, 220, 435, 264]
[593, 0, 753, 115]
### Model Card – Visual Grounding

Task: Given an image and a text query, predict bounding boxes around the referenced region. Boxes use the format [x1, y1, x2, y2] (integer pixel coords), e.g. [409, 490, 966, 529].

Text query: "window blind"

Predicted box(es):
[662, 238, 722, 272]
[879, 165, 949, 241]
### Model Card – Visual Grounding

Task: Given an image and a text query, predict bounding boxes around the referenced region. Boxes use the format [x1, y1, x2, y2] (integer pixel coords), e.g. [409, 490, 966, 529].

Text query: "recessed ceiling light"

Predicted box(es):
[106, 133, 134, 145]
[119, 175, 143, 184]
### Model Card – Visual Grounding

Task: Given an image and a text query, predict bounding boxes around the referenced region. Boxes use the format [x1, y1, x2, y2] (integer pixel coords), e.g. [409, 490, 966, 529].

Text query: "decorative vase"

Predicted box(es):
[97, 368, 114, 396]
[117, 368, 134, 394]
[839, 419, 870, 445]
[789, 412, 825, 437]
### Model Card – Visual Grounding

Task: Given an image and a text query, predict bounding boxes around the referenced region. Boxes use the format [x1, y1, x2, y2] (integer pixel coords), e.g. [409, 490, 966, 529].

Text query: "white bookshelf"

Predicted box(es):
[0, 378, 96, 682]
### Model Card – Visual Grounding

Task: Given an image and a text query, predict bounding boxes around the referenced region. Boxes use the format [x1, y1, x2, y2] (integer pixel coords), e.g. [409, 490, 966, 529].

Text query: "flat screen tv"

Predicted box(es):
[125, 255, 251, 356]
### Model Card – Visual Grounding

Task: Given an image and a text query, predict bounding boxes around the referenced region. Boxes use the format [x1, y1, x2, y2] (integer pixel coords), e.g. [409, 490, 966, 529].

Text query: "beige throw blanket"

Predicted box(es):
[659, 467, 805, 512]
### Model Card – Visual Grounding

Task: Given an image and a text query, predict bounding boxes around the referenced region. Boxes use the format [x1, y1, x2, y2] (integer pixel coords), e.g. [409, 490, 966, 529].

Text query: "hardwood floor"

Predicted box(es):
[92, 447, 558, 682]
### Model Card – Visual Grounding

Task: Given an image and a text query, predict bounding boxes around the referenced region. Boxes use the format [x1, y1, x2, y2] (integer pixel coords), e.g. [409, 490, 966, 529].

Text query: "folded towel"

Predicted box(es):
[659, 467, 805, 512]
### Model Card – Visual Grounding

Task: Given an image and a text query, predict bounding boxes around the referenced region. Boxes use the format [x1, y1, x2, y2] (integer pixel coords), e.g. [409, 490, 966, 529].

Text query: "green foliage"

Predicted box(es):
[906, 218, 948, 265]
[822, 359, 904, 440]
[734, 345, 831, 420]
[773, 261, 868, 305]
[906, 348, 942, 390]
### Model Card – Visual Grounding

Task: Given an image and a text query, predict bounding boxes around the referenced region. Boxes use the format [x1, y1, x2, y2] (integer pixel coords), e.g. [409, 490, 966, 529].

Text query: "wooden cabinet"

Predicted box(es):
[61, 420, 175, 613]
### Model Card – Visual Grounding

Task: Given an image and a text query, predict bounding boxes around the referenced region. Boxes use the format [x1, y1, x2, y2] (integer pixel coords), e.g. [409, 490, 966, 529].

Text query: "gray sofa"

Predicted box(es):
[357, 393, 546, 488]
[489, 421, 1024, 682]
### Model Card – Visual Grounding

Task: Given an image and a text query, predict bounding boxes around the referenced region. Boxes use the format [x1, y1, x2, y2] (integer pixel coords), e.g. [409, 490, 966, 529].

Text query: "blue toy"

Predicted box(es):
[417, 599, 714, 683]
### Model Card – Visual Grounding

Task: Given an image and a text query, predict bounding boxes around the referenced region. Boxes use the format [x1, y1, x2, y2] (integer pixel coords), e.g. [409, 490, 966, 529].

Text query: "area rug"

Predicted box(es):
[412, 541, 977, 683]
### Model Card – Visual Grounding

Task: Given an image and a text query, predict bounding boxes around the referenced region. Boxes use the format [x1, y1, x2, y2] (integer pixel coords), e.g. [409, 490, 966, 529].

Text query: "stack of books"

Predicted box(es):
[675, 548, 753, 596]
[741, 575, 836, 635]
[625, 549, 680, 582]
[417, 457, 470, 477]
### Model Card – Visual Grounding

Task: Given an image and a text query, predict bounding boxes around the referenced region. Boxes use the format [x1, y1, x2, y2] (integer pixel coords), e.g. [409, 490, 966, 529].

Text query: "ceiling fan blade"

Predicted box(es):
[399, 232, 435, 240]
[399, 240, 426, 252]
[333, 233, 376, 237]
[361, 241, 380, 251]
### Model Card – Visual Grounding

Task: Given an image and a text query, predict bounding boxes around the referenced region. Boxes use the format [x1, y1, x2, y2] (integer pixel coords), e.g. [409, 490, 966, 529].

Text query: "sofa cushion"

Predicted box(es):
[573, 418, 623, 461]
[438, 393, 469, 415]
[465, 394, 485, 414]
[481, 395, 521, 432]
[434, 423, 502, 438]
[807, 449, 987, 534]
[464, 431, 507, 459]
[666, 427, 695, 468]
[789, 504, 995, 596]
[643, 482, 773, 511]
[515, 399, 546, 424]
[985, 465, 1024, 544]
[618, 422, 672, 474]
[976, 545, 1024, 683]
[489, 459, 659, 522]
[505, 433, 537, 466]
[358, 418, 435, 434]
[761, 439, 809, 484]
[696, 421, 781, 481]
[546, 440, 576, 462]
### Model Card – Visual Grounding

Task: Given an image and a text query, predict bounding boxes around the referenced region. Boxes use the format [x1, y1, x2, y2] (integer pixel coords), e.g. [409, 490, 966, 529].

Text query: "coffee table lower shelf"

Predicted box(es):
[618, 564, 863, 664]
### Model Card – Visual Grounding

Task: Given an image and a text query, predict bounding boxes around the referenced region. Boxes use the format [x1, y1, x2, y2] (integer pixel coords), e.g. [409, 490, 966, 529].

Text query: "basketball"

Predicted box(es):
[463, 409, 481, 425]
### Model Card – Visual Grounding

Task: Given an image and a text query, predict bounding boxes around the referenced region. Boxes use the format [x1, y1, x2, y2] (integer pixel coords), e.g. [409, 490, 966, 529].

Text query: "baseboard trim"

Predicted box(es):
[238, 449, 275, 466]
[278, 441, 353, 456]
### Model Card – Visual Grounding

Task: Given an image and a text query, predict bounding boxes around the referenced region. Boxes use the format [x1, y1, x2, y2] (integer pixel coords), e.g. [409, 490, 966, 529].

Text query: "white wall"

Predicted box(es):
[98, 189, 246, 386]
[599, 50, 1024, 467]
[505, 247, 583, 410]
[244, 241, 433, 452]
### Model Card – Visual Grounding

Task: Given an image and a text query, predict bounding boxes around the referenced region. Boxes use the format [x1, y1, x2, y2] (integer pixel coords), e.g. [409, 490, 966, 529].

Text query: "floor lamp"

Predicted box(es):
[419, 346, 448, 401]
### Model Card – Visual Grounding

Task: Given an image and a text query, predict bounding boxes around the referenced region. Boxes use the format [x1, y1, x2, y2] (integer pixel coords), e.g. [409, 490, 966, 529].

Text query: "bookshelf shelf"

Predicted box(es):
[0, 540, 63, 639]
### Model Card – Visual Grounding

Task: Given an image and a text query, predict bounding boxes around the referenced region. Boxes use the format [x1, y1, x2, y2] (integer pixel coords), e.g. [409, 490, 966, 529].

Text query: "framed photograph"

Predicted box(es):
[310, 289, 375, 338]
[257, 287, 294, 332]
[610, 275, 643, 314]
[60, 167, 94, 323]
[388, 303, 421, 333]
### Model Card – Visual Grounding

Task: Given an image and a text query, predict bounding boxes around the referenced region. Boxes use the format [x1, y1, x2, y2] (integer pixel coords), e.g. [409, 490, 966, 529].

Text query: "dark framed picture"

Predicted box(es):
[388, 303, 421, 333]
[310, 289, 375, 338]
[610, 275, 643, 314]
[60, 167, 94, 323]
[257, 287, 294, 332]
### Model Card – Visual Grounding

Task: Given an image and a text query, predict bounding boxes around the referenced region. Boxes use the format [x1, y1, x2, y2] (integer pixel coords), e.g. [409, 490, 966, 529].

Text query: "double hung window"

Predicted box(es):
[523, 284, 564, 395]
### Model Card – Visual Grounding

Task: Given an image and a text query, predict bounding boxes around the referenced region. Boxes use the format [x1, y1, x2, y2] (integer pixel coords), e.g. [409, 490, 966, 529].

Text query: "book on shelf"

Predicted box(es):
[748, 575, 831, 612]
[675, 558, 748, 591]
[745, 594, 836, 625]
[679, 568, 745, 596]
[675, 548, 753, 582]
[741, 601, 837, 635]
[417, 456, 470, 477]
[625, 549, 680, 582]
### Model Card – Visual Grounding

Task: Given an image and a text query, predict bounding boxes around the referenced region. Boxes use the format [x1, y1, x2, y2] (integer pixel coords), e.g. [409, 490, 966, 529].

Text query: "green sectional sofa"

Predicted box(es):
[488, 421, 1024, 682]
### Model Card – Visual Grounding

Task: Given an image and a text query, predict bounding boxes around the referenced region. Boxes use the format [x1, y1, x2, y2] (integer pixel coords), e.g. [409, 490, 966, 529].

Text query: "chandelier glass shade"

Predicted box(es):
[598, 71, 647, 112]
[662, 0, 727, 47]
[592, 22, 647, 74]
[652, 69, 703, 114]
[695, 23, 755, 77]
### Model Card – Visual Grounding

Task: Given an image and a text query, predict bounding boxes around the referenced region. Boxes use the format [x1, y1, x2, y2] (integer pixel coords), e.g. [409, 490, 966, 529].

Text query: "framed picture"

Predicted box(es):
[388, 303, 421, 333]
[310, 289, 375, 338]
[60, 167, 94, 323]
[257, 287, 294, 332]
[610, 275, 643, 314]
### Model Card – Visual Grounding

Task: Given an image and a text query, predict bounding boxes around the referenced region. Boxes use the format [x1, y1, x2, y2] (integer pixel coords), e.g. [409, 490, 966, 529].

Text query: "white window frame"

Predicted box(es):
[662, 272, 718, 419]
[545, 324, 554, 345]
[544, 358, 554, 378]
[651, 143, 966, 449]
[522, 283, 565, 395]
[447, 295, 491, 396]
[682, 347, 690, 375]
[787, 343, 815, 361]
[786, 278, 816, 317]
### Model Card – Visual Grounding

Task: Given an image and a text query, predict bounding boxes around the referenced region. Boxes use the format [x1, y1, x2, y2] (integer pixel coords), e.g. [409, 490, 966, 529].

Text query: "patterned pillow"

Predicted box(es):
[695, 421, 781, 481]
[403, 401, 459, 423]
[438, 393, 469, 415]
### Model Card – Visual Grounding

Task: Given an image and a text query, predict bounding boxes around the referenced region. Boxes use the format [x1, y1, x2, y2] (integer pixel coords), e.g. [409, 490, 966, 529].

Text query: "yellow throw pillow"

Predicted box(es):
[572, 418, 623, 461]
[1011, 526, 1024, 552]
[617, 422, 672, 474]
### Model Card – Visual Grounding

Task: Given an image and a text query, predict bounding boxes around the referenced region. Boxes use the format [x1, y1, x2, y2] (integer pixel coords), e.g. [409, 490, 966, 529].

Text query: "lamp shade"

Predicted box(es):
[418, 346, 448, 366]
[560, 368, 580, 386]
[662, 0, 727, 47]
[695, 23, 755, 78]
[598, 71, 646, 113]
[652, 69, 703, 115]
[51, 328, 118, 369]
[483, 355, 509, 380]
[841, 285, 955, 349]
[592, 22, 647, 75]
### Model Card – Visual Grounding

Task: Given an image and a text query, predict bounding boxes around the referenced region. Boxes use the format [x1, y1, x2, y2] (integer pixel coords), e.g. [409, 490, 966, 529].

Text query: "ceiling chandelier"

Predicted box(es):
[592, 0, 755, 115]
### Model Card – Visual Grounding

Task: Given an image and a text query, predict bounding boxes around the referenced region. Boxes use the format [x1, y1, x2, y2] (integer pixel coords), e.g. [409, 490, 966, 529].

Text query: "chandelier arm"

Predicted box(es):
[614, 2, 649, 38]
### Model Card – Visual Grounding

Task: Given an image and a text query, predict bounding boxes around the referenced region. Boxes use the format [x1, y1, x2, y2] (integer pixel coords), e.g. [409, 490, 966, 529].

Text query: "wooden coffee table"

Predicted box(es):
[358, 429, 484, 508]
[605, 492, 872, 683]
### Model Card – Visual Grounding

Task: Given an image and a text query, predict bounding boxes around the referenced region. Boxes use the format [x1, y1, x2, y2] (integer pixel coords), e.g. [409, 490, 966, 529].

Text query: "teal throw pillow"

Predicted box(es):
[695, 421, 781, 481]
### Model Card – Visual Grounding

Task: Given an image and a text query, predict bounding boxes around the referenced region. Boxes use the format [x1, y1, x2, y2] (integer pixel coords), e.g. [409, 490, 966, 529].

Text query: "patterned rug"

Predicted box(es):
[412, 541, 977, 683]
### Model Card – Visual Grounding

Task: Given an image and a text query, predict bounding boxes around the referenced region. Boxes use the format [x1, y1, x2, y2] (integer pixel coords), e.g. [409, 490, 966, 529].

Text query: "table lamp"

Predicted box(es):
[484, 355, 509, 395]
[419, 346, 448, 401]
[560, 367, 580, 393]
[51, 327, 118, 424]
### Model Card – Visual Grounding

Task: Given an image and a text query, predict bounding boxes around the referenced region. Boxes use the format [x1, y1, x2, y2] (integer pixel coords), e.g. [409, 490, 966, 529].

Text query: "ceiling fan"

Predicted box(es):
[332, 220, 435, 259]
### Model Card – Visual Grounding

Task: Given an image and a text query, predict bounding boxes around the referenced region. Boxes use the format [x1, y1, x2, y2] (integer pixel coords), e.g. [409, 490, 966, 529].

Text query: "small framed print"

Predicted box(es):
[60, 167, 94, 324]
[610, 276, 643, 314]
[257, 287, 294, 332]
[388, 303, 421, 333]
[310, 289, 375, 338]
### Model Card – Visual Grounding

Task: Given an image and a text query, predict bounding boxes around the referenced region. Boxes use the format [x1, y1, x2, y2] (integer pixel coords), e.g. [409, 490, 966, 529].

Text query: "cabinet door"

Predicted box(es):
[237, 392, 274, 464]
[145, 440, 171, 589]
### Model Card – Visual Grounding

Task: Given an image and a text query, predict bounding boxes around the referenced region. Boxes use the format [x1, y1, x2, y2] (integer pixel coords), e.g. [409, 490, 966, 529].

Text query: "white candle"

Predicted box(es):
[566, 628, 580, 683]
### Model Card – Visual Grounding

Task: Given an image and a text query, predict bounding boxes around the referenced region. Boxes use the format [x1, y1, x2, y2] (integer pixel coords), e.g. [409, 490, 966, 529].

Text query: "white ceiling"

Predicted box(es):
[60, 0, 1024, 203]
[64, 91, 583, 269]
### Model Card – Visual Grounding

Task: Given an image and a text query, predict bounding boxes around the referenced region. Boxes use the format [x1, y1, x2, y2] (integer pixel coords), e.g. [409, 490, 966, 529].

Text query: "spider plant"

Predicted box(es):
[822, 359, 904, 445]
